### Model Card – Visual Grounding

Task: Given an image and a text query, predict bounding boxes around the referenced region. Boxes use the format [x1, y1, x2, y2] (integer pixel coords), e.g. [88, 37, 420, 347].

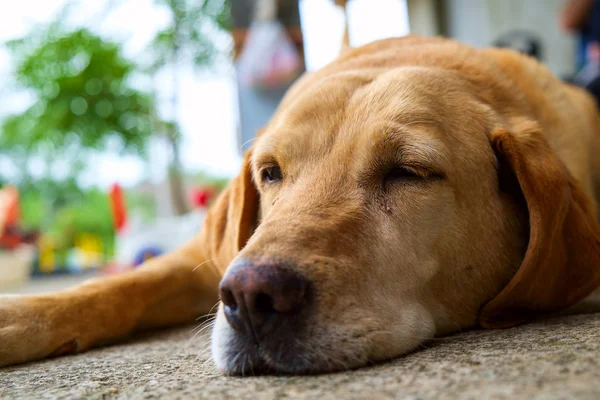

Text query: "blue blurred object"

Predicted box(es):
[133, 246, 163, 267]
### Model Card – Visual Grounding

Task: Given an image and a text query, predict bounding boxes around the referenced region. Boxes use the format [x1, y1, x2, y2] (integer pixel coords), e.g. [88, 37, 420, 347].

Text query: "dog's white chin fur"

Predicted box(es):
[210, 307, 236, 373]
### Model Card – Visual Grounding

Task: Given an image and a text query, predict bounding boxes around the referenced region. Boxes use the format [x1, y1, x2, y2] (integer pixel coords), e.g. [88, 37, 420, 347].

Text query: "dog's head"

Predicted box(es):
[207, 37, 600, 375]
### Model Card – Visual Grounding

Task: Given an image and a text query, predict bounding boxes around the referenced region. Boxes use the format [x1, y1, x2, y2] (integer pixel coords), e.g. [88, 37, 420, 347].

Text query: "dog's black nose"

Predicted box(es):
[219, 261, 309, 339]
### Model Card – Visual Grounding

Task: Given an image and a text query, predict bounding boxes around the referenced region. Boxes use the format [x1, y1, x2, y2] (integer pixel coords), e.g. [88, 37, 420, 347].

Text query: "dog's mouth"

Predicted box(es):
[217, 346, 314, 376]
[212, 326, 332, 375]
[214, 339, 367, 376]
[210, 307, 375, 376]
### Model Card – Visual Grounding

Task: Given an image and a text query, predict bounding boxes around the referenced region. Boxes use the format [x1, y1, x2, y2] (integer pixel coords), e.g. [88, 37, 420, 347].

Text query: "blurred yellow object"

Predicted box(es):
[73, 233, 103, 269]
[38, 235, 56, 273]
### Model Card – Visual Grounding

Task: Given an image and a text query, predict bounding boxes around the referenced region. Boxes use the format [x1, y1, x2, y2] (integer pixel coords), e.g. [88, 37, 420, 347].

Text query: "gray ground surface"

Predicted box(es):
[2, 278, 600, 399]
[0, 271, 99, 295]
[2, 308, 600, 399]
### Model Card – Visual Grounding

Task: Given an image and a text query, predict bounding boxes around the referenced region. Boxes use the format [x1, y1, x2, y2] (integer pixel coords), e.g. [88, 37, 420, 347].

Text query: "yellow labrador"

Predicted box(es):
[2, 35, 600, 375]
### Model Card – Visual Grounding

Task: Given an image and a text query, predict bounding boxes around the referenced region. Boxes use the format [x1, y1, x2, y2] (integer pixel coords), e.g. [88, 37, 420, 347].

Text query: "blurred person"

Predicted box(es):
[560, 0, 600, 70]
[560, 0, 600, 102]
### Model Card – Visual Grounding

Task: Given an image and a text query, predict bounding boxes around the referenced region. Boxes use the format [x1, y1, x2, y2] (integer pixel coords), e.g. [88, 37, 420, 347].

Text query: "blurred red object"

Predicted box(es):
[191, 188, 213, 208]
[0, 185, 20, 229]
[0, 226, 39, 250]
[0, 185, 39, 250]
[109, 183, 127, 233]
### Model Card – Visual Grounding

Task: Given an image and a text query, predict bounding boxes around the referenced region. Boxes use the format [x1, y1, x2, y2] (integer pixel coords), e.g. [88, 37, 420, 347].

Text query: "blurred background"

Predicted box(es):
[0, 0, 595, 293]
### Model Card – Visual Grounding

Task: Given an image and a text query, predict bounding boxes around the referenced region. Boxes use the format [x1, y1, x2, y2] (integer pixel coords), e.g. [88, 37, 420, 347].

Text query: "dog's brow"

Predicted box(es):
[252, 152, 278, 169]
[376, 121, 448, 166]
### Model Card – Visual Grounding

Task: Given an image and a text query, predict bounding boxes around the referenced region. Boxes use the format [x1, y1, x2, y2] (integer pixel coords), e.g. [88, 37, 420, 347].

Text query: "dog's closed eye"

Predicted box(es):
[383, 165, 444, 188]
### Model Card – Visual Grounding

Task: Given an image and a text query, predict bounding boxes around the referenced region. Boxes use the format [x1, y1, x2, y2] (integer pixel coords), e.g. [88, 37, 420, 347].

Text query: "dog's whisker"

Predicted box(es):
[248, 354, 255, 376]
[191, 321, 216, 341]
[200, 357, 216, 372]
[194, 350, 212, 369]
[193, 336, 215, 367]
[190, 314, 216, 334]
[239, 137, 258, 150]
[192, 259, 215, 272]
[191, 314, 215, 329]
[241, 355, 247, 377]
[196, 345, 213, 360]
[190, 319, 214, 336]
[195, 346, 212, 359]
[196, 321, 217, 335]
[195, 309, 218, 322]
[204, 301, 222, 318]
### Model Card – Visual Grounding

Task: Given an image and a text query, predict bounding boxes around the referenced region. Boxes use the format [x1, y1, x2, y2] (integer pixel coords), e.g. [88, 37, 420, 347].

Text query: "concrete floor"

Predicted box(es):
[0, 270, 100, 295]
[2, 278, 600, 399]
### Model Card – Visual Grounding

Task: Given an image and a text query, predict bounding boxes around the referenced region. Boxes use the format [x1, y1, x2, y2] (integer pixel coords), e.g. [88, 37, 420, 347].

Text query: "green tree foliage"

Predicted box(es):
[1, 26, 153, 179]
[150, 0, 231, 71]
[147, 0, 231, 215]
[0, 23, 157, 262]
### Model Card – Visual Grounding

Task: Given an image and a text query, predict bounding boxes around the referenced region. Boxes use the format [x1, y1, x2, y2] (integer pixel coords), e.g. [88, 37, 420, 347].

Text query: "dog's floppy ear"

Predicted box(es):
[479, 121, 600, 328]
[200, 149, 259, 271]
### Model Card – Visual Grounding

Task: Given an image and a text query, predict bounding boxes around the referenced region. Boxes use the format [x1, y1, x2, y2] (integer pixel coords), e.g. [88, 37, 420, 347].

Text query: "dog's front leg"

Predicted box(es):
[0, 238, 221, 367]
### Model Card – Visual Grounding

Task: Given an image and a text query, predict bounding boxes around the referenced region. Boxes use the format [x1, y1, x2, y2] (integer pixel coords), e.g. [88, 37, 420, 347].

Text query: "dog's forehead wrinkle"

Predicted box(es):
[255, 71, 383, 166]
[272, 71, 376, 129]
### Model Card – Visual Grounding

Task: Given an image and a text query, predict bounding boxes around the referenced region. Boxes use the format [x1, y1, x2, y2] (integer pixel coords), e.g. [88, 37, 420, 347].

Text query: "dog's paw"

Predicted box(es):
[0, 294, 83, 367]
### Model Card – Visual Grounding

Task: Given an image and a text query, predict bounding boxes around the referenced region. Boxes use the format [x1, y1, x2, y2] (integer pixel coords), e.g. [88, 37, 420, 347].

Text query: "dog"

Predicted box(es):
[2, 35, 600, 375]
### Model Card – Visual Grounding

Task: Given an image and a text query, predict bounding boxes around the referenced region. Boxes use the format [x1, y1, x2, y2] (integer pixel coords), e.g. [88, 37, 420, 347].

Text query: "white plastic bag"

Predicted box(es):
[237, 0, 302, 90]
